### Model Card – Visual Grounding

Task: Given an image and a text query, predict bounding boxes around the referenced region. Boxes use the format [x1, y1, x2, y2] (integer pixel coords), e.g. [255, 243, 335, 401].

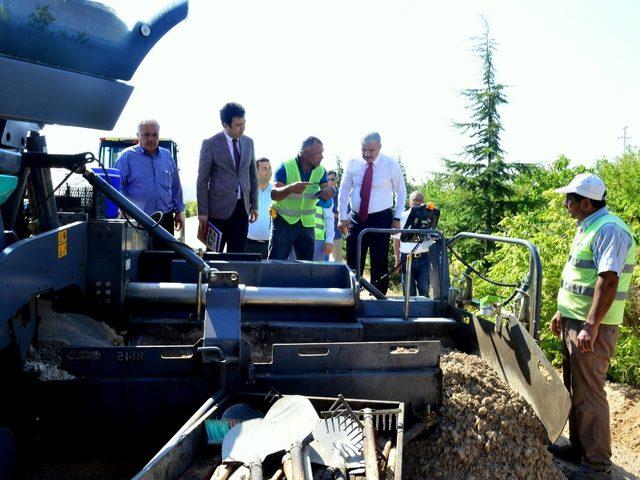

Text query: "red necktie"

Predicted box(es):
[359, 162, 373, 221]
[232, 138, 240, 171]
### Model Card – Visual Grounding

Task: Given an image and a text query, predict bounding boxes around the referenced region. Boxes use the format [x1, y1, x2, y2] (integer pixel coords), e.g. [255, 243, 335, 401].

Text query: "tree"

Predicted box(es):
[443, 17, 528, 236]
[394, 152, 414, 202]
[472, 156, 640, 385]
[185, 200, 198, 217]
[334, 155, 344, 185]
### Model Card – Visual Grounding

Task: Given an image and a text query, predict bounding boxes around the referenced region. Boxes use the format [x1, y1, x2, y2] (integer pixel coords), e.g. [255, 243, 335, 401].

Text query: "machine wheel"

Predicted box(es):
[0, 427, 17, 479]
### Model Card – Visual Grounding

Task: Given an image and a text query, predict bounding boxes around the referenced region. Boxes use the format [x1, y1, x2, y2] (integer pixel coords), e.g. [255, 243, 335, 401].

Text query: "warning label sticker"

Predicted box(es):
[57, 230, 67, 258]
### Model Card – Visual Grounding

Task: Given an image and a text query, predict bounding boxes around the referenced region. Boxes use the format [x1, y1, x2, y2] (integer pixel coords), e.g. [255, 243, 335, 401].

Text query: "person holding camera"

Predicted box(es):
[268, 137, 334, 261]
[393, 191, 431, 297]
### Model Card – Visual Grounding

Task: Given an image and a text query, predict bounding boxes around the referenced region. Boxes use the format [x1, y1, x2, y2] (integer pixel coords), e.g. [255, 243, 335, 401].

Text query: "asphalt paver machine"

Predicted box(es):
[0, 2, 570, 478]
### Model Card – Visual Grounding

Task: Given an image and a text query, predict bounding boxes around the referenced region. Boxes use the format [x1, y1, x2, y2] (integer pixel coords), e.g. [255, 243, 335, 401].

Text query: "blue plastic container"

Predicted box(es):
[91, 168, 120, 219]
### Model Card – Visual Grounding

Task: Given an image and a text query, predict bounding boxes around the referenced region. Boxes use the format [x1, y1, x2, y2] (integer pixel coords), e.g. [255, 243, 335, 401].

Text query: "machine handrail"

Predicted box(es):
[448, 231, 543, 339]
[355, 228, 448, 302]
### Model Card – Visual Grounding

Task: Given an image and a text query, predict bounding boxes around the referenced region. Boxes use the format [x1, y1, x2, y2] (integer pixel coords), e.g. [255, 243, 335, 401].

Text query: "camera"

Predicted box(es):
[400, 204, 440, 243]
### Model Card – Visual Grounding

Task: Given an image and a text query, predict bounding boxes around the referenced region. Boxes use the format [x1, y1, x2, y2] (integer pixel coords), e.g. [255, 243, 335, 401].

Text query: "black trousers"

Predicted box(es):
[152, 211, 175, 250]
[346, 208, 393, 295]
[159, 211, 175, 236]
[209, 199, 248, 253]
[245, 238, 269, 259]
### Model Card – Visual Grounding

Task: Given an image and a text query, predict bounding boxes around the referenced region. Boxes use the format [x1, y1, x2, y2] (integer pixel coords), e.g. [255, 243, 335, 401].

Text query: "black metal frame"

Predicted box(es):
[355, 228, 449, 300]
[448, 232, 543, 339]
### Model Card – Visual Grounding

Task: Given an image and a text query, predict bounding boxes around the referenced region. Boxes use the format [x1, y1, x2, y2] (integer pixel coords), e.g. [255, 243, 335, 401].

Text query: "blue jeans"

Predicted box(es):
[268, 215, 315, 261]
[401, 252, 430, 297]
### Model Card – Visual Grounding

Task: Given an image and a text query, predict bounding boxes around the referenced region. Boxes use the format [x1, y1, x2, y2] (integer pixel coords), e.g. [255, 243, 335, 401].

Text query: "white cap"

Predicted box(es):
[555, 173, 606, 201]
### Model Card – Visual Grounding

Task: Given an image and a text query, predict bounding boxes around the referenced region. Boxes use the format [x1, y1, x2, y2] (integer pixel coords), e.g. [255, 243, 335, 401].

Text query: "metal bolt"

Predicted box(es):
[140, 24, 151, 37]
[96, 281, 102, 286]
[105, 290, 111, 295]
[210, 273, 217, 282]
[96, 290, 101, 295]
[105, 282, 111, 287]
[230, 273, 238, 281]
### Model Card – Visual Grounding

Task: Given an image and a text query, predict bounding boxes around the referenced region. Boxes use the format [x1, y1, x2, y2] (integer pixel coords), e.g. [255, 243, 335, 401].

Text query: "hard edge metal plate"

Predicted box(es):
[471, 314, 571, 442]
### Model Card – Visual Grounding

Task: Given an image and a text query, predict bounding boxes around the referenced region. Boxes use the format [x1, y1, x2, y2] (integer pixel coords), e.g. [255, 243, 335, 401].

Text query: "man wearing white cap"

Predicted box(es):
[547, 173, 636, 480]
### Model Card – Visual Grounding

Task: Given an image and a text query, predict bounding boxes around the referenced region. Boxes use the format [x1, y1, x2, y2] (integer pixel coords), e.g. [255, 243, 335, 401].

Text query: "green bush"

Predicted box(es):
[454, 154, 640, 386]
[185, 200, 197, 218]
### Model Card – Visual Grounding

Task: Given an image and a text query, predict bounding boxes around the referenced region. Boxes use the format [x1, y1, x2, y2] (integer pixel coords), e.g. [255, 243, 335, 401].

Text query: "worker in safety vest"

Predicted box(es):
[548, 173, 636, 480]
[313, 204, 334, 261]
[268, 137, 334, 260]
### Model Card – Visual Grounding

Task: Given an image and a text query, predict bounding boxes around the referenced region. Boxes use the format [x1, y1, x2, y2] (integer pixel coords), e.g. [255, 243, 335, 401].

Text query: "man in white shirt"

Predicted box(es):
[393, 191, 432, 297]
[245, 158, 273, 258]
[339, 132, 407, 294]
[313, 204, 335, 261]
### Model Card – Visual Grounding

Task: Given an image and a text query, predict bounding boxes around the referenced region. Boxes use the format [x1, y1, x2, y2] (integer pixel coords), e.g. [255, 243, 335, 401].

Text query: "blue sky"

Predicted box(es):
[46, 0, 640, 199]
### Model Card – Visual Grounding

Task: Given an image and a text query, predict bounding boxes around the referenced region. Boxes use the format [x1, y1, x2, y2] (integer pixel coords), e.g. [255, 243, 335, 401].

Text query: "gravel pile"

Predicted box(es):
[404, 351, 566, 480]
[25, 301, 124, 380]
[24, 359, 75, 381]
[35, 301, 123, 364]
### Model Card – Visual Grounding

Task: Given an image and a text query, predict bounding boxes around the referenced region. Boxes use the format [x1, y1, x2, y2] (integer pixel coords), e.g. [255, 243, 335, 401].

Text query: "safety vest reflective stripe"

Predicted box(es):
[557, 212, 636, 325]
[315, 205, 325, 240]
[567, 256, 595, 268]
[568, 255, 635, 272]
[561, 280, 629, 300]
[272, 158, 325, 227]
[285, 193, 318, 200]
[275, 206, 316, 216]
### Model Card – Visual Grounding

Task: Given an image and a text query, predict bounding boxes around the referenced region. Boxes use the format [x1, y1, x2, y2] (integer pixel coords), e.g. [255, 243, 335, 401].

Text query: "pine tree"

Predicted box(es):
[395, 152, 411, 203]
[444, 17, 527, 235]
[335, 155, 344, 184]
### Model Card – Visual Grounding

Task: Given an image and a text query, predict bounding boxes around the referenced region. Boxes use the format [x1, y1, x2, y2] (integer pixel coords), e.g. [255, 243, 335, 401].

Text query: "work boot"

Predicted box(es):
[547, 443, 583, 464]
[565, 459, 612, 480]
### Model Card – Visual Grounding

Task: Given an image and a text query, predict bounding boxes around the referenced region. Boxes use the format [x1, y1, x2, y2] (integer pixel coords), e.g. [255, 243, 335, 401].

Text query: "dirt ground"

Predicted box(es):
[551, 373, 640, 480]
[573, 381, 640, 480]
